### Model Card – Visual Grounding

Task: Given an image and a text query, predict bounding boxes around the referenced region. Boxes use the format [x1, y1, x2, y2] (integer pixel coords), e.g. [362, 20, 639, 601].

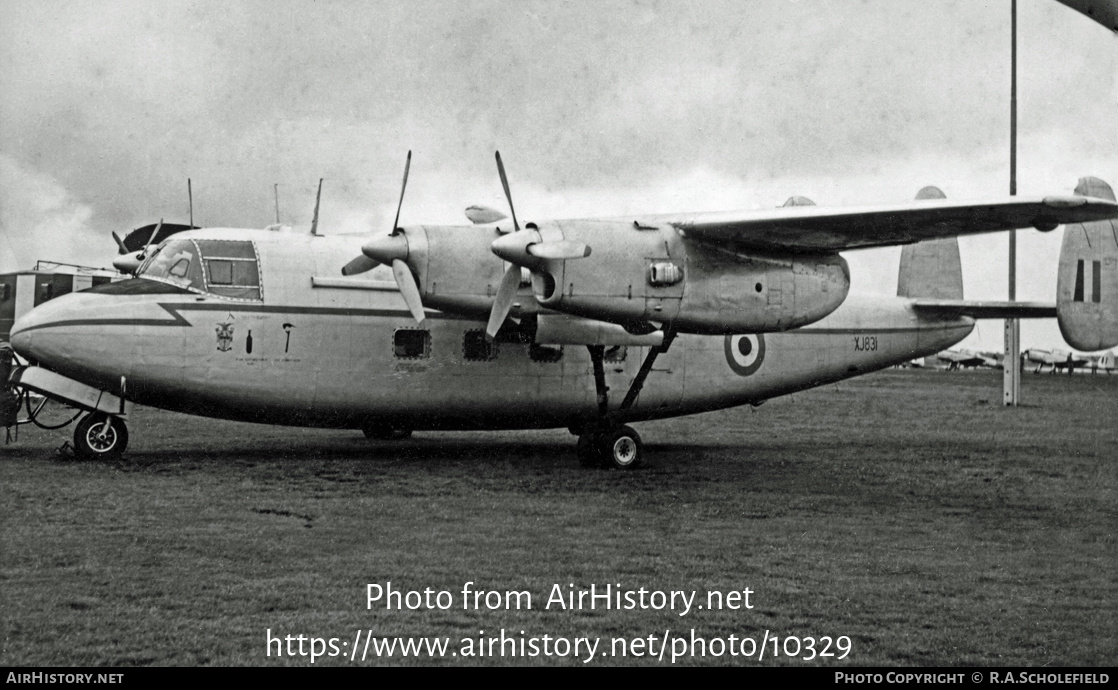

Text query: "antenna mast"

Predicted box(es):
[310, 178, 323, 236]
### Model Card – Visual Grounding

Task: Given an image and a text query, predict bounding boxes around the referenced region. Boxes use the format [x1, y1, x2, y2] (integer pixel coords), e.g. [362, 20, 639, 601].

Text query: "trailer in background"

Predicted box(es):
[1, 262, 123, 343]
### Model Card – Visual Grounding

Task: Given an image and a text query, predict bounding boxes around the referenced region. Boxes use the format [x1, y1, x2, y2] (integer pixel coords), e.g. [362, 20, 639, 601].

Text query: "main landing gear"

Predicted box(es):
[577, 424, 643, 469]
[73, 412, 129, 459]
[577, 332, 676, 470]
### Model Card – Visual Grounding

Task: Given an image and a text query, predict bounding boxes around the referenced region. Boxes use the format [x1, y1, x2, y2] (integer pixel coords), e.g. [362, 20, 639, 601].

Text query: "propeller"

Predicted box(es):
[483, 153, 591, 338]
[112, 219, 163, 274]
[485, 152, 525, 337]
[341, 255, 378, 276]
[339, 152, 425, 324]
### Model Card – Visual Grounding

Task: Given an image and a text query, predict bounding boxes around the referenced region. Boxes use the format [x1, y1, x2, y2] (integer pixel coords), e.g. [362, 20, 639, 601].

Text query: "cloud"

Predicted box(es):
[0, 0, 1114, 349]
[0, 154, 102, 273]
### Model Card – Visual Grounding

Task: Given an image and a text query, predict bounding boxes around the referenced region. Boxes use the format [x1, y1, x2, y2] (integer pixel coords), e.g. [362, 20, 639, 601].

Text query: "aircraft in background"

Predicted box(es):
[5, 161, 1117, 467]
[929, 349, 1002, 371]
[1023, 348, 1091, 374]
[1084, 351, 1117, 374]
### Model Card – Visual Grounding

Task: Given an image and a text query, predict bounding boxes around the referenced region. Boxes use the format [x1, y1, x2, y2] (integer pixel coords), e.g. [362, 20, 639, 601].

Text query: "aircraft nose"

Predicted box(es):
[7, 291, 134, 390]
[9, 324, 31, 359]
[8, 300, 54, 361]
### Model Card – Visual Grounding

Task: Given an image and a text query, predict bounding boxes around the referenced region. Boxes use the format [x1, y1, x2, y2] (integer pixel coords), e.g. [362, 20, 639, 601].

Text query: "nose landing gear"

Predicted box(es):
[73, 413, 129, 459]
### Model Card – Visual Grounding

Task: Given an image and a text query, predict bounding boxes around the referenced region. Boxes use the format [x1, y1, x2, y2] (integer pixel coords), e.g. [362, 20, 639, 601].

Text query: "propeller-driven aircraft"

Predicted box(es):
[931, 349, 1002, 371]
[1085, 351, 1117, 374]
[1022, 347, 1091, 374]
[5, 158, 1118, 467]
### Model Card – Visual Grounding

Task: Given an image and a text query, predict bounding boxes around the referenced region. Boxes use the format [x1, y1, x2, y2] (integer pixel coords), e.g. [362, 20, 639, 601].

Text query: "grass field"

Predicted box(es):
[1, 369, 1115, 666]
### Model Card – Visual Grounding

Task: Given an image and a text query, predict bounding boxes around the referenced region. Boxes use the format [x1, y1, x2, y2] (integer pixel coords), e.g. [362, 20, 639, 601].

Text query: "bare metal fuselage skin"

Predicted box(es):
[9, 229, 972, 431]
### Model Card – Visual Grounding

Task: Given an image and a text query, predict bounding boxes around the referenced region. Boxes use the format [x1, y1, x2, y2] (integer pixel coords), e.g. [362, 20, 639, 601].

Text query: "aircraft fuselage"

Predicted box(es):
[10, 229, 972, 432]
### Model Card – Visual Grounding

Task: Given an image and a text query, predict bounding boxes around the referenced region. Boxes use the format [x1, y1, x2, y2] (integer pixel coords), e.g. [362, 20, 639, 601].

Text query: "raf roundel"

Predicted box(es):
[724, 334, 766, 376]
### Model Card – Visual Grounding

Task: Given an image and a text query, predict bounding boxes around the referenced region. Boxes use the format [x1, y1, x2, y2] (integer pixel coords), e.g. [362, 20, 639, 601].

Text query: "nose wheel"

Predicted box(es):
[577, 424, 643, 470]
[74, 413, 129, 459]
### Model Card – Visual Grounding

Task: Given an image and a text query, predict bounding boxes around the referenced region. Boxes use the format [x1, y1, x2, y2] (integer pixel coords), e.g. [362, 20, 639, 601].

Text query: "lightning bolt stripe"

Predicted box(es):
[13, 302, 471, 334]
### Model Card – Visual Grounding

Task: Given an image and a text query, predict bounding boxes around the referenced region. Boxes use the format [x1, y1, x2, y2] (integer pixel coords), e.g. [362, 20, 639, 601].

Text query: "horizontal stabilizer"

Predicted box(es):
[912, 299, 1056, 320]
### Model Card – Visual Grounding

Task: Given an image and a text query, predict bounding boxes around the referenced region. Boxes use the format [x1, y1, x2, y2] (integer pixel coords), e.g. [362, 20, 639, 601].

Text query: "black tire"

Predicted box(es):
[600, 425, 642, 470]
[362, 426, 412, 441]
[576, 433, 603, 468]
[73, 413, 128, 460]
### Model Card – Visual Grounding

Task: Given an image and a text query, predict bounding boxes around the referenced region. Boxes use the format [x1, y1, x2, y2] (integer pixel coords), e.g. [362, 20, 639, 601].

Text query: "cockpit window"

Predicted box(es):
[139, 239, 262, 301]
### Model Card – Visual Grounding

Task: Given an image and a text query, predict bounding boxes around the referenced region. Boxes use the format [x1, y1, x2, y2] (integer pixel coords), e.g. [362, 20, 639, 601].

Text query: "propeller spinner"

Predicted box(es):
[484, 152, 590, 338]
[112, 219, 163, 274]
[340, 151, 425, 324]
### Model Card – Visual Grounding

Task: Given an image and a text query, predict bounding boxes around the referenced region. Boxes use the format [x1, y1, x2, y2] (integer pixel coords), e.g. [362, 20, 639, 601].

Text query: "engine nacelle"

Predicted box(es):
[525, 219, 850, 334]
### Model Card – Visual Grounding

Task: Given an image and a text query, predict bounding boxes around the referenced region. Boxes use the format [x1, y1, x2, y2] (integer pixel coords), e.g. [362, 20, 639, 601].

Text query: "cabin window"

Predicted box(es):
[138, 239, 261, 301]
[462, 329, 496, 361]
[529, 343, 563, 363]
[394, 329, 430, 359]
[0, 282, 9, 302]
[139, 240, 206, 293]
[198, 240, 261, 300]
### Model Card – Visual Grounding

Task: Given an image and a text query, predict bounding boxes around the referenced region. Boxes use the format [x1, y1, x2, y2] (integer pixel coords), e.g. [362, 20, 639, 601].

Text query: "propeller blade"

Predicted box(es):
[111, 231, 128, 254]
[486, 263, 522, 339]
[495, 151, 520, 233]
[146, 219, 163, 250]
[527, 240, 591, 260]
[391, 150, 411, 236]
[139, 218, 163, 258]
[392, 259, 425, 324]
[341, 255, 379, 276]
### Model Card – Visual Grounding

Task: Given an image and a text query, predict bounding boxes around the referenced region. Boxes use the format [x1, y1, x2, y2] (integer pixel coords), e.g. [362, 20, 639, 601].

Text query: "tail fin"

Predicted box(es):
[1057, 177, 1118, 351]
[898, 186, 964, 299]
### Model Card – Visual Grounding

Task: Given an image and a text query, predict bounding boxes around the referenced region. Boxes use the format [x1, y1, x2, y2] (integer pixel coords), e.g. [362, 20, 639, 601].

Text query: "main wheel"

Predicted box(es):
[600, 425, 642, 470]
[362, 426, 412, 441]
[576, 433, 604, 468]
[73, 413, 128, 459]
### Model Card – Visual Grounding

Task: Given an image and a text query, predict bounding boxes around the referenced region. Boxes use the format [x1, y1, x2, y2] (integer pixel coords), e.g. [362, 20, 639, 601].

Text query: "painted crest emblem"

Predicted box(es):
[215, 317, 235, 352]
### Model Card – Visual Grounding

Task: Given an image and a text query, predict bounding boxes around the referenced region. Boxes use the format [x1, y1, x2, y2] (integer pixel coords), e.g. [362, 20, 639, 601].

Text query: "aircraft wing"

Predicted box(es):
[937, 350, 986, 366]
[911, 300, 1057, 320]
[658, 195, 1117, 253]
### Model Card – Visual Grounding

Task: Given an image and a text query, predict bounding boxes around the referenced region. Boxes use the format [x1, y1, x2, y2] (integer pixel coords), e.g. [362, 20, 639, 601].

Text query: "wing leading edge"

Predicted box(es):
[661, 195, 1118, 254]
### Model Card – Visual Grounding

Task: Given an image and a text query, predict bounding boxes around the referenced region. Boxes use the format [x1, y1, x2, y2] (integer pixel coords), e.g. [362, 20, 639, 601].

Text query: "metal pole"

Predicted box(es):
[1004, 0, 1021, 406]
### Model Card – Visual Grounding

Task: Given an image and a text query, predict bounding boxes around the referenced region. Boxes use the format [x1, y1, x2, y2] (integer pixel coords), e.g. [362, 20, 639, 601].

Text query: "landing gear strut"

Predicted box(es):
[73, 412, 128, 459]
[577, 332, 676, 470]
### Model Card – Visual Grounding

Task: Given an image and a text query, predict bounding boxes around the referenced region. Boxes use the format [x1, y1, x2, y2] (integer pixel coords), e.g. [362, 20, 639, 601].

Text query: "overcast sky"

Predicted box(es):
[1, 0, 1115, 351]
